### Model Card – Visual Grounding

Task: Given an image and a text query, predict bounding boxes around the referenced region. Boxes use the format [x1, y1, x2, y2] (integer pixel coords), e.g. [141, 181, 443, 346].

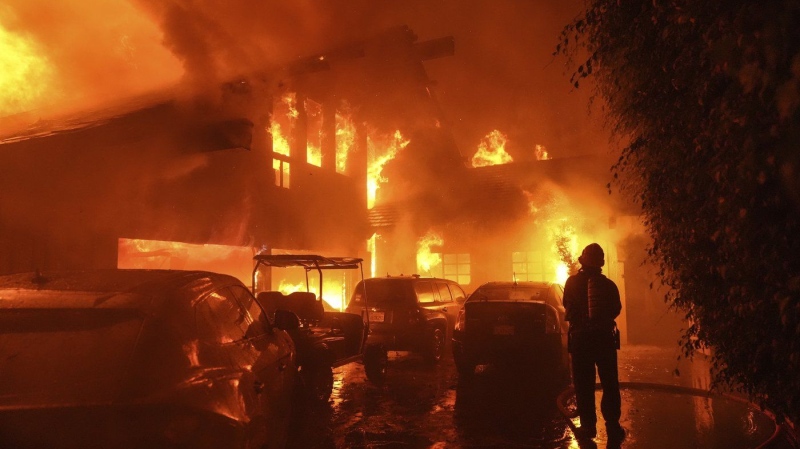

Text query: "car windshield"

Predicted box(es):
[470, 285, 548, 302]
[351, 279, 416, 307]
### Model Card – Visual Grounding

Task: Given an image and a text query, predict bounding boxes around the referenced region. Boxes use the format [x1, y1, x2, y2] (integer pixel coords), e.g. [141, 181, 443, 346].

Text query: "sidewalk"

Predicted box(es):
[557, 345, 790, 449]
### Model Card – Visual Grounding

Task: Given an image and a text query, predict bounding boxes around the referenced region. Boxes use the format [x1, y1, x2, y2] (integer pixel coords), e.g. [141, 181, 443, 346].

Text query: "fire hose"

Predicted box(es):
[556, 381, 784, 448]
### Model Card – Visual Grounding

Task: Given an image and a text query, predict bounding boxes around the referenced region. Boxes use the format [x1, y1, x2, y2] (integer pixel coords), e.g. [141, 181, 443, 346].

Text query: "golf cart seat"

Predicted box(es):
[256, 291, 288, 319]
[286, 291, 325, 324]
[257, 290, 324, 326]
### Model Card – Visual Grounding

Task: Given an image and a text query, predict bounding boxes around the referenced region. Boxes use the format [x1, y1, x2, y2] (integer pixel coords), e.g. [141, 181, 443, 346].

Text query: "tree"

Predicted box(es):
[558, 0, 800, 423]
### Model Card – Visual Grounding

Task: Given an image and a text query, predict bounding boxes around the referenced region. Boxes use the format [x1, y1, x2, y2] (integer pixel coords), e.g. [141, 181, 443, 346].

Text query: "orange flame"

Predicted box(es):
[550, 222, 578, 285]
[335, 108, 355, 174]
[367, 130, 409, 208]
[367, 233, 379, 278]
[270, 93, 296, 156]
[0, 23, 55, 115]
[471, 130, 513, 167]
[535, 144, 550, 161]
[276, 277, 347, 311]
[306, 98, 322, 167]
[270, 122, 291, 156]
[416, 230, 444, 276]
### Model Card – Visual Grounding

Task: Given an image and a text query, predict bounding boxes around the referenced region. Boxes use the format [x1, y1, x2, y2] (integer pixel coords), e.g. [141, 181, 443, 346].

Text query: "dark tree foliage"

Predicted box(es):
[558, 0, 800, 422]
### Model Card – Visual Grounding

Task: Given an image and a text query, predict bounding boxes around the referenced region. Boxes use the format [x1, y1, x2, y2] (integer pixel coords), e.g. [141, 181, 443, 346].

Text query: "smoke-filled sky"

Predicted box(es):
[0, 0, 607, 158]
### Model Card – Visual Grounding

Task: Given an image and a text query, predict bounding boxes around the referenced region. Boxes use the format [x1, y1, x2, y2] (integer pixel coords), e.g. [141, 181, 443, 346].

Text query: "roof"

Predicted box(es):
[0, 269, 235, 309]
[0, 89, 176, 145]
[253, 254, 363, 270]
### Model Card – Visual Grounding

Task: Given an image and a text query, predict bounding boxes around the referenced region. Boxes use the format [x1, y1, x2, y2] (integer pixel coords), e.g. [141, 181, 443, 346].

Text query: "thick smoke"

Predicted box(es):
[2, 0, 606, 158]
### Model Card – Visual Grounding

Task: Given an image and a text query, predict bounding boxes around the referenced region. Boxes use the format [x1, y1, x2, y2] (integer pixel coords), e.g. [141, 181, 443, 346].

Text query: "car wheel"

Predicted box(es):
[424, 327, 446, 364]
[363, 344, 388, 381]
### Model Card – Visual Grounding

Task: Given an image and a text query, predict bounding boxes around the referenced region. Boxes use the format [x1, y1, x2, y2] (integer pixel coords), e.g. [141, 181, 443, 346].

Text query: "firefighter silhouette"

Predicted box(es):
[563, 243, 625, 443]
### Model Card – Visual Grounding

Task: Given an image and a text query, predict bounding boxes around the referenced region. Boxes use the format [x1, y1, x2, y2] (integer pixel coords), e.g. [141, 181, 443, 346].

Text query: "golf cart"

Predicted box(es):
[251, 254, 387, 400]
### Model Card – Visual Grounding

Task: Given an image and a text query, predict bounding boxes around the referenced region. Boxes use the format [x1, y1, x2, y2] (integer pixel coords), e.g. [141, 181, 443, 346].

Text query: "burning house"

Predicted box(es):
[0, 21, 679, 343]
[367, 130, 683, 346]
[0, 26, 453, 311]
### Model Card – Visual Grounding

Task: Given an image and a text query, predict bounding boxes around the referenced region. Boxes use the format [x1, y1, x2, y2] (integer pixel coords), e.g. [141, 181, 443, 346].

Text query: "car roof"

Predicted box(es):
[475, 281, 553, 289]
[363, 275, 456, 283]
[0, 269, 239, 310]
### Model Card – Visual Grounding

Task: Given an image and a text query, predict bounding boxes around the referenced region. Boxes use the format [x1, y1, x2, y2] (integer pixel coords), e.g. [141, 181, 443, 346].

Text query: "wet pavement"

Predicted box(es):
[287, 346, 783, 449]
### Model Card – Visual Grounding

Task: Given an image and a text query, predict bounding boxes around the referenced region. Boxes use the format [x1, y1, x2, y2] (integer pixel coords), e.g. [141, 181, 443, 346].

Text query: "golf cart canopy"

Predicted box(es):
[253, 254, 363, 270]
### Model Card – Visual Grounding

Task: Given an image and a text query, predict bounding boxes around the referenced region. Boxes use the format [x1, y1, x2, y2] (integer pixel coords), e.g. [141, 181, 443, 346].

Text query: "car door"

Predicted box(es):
[434, 281, 459, 332]
[195, 286, 291, 449]
[229, 285, 295, 449]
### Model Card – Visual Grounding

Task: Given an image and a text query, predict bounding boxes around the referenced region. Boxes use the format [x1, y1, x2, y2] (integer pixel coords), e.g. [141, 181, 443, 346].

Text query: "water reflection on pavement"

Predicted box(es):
[288, 351, 578, 449]
[287, 347, 779, 449]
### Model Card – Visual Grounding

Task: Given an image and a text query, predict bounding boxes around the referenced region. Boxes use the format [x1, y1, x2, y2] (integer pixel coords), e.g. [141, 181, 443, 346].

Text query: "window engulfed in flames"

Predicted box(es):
[336, 105, 356, 174]
[367, 130, 409, 209]
[416, 230, 444, 276]
[306, 98, 323, 167]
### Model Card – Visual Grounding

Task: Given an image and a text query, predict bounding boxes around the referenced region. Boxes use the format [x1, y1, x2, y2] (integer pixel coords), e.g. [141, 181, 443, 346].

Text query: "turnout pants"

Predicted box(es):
[570, 330, 621, 430]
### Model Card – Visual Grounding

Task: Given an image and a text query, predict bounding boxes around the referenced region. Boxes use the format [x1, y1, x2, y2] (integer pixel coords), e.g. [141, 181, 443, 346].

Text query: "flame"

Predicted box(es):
[283, 93, 298, 119]
[535, 144, 550, 161]
[335, 107, 355, 174]
[306, 98, 322, 167]
[270, 93, 296, 157]
[270, 122, 291, 156]
[367, 130, 409, 208]
[117, 238, 253, 285]
[471, 130, 513, 167]
[416, 230, 444, 275]
[367, 233, 379, 278]
[0, 22, 55, 115]
[276, 278, 347, 311]
[550, 221, 579, 285]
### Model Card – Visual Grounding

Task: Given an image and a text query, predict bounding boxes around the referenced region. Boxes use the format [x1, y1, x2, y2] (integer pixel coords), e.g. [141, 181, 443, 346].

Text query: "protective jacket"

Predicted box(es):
[563, 267, 621, 334]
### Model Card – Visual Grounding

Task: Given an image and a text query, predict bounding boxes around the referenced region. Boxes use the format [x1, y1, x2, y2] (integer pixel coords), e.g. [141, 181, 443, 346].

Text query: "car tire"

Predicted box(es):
[363, 344, 388, 381]
[424, 327, 446, 364]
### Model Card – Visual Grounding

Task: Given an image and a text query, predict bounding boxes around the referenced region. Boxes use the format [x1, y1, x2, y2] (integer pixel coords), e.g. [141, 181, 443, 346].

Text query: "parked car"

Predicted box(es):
[451, 281, 569, 377]
[0, 269, 297, 449]
[346, 275, 467, 364]
[251, 254, 386, 399]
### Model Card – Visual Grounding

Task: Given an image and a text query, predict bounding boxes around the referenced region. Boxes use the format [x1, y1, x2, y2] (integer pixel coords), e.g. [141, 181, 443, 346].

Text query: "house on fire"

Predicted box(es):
[0, 26, 453, 308]
[367, 150, 682, 346]
[0, 25, 677, 343]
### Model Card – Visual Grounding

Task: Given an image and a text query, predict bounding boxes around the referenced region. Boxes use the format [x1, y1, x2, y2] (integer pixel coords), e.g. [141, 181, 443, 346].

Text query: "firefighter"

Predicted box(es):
[563, 243, 625, 443]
